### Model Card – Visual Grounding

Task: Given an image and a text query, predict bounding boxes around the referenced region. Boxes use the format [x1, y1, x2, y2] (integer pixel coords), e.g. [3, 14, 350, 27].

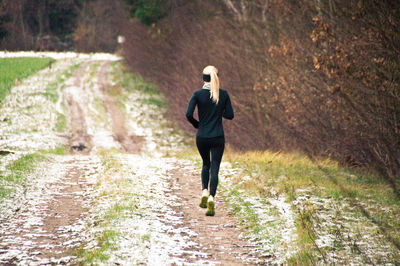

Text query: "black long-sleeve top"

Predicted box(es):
[186, 88, 234, 138]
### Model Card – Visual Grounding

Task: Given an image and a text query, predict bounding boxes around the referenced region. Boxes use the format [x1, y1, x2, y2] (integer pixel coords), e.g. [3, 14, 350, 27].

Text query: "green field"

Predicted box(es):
[0, 57, 54, 103]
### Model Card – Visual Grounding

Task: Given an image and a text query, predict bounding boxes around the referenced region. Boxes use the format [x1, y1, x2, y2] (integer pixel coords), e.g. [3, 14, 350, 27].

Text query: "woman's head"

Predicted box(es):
[203, 65, 220, 103]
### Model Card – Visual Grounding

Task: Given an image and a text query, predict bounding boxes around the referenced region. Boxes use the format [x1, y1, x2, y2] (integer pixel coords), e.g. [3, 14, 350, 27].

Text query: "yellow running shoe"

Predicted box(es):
[199, 189, 208, 208]
[206, 195, 215, 216]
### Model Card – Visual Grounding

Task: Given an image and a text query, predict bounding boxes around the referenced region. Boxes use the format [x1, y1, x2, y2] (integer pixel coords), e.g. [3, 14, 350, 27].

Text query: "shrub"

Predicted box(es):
[122, 0, 400, 182]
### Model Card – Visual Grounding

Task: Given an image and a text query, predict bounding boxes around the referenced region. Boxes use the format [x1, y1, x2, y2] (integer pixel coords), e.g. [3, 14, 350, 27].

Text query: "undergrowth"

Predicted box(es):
[75, 148, 134, 264]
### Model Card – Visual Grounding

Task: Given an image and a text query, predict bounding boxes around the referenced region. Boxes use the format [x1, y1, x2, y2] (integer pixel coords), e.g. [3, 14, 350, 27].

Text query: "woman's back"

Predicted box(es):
[186, 86, 233, 138]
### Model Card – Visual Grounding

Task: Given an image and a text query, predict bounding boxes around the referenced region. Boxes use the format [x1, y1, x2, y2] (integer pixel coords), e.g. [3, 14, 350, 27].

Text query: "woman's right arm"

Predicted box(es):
[186, 93, 199, 128]
[223, 92, 234, 120]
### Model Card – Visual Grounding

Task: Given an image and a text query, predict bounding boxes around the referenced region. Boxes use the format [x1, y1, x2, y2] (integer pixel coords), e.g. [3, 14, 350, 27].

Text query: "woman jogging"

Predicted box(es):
[185, 65, 234, 216]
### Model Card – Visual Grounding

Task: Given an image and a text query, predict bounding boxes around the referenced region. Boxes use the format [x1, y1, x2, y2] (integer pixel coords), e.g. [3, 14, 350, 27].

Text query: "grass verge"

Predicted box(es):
[0, 153, 45, 199]
[0, 145, 70, 201]
[0, 57, 54, 104]
[74, 148, 134, 264]
[43, 62, 81, 103]
[40, 146, 68, 155]
[56, 112, 68, 132]
[111, 62, 168, 108]
[75, 228, 119, 264]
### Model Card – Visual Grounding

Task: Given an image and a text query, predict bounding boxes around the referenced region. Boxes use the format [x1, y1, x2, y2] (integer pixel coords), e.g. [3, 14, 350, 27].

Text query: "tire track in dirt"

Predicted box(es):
[98, 61, 144, 153]
[66, 61, 93, 153]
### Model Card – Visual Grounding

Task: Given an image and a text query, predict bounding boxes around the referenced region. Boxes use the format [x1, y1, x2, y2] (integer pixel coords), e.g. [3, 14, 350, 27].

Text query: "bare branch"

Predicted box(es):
[261, 0, 269, 22]
[221, 0, 242, 21]
[240, 0, 247, 21]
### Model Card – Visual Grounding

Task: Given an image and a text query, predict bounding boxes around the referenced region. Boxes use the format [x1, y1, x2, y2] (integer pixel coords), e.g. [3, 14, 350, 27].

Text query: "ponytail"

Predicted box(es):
[203, 66, 220, 103]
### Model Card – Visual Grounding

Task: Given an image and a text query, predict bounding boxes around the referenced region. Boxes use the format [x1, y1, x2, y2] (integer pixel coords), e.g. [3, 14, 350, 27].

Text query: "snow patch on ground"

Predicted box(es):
[82, 70, 122, 152]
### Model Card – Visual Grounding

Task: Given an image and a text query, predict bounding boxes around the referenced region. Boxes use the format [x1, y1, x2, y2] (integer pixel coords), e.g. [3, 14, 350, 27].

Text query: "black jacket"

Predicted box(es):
[186, 88, 234, 138]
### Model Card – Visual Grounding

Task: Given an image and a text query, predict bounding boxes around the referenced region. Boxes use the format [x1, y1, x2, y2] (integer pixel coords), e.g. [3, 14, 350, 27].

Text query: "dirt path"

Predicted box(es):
[170, 166, 260, 264]
[0, 56, 261, 265]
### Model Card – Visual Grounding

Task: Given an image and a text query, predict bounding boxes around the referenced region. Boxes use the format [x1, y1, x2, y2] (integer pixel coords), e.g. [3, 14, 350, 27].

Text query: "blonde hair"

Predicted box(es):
[203, 65, 220, 103]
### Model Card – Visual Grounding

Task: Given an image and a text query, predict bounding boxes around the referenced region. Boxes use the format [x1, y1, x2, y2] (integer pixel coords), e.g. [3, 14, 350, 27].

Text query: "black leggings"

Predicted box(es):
[196, 136, 225, 197]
